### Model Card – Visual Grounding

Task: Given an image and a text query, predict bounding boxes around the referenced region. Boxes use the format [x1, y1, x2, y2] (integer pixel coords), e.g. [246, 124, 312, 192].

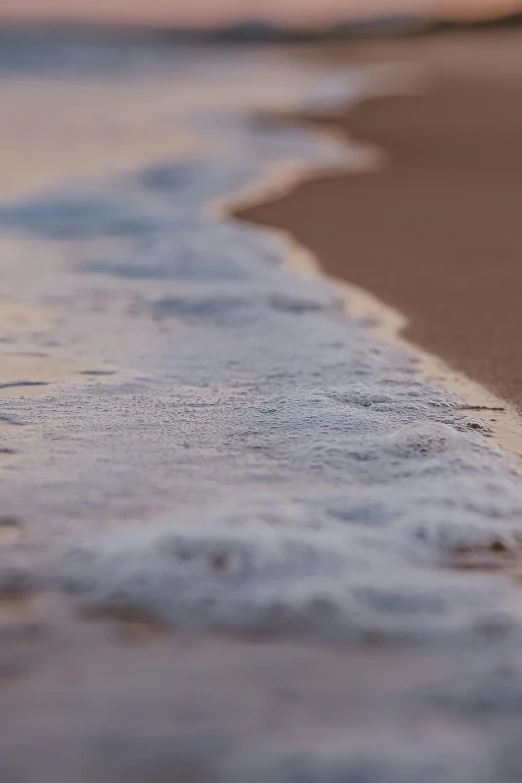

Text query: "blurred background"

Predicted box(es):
[0, 0, 521, 29]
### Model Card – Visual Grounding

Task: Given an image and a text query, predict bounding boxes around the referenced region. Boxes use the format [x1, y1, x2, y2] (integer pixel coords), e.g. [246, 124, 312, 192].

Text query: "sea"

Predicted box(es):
[2, 29, 522, 783]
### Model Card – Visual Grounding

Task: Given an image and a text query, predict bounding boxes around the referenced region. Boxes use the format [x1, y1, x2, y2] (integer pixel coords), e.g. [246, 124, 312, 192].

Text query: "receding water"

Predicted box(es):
[1, 31, 522, 783]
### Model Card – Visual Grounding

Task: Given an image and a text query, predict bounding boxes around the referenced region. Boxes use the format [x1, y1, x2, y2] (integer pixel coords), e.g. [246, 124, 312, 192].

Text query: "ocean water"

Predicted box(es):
[2, 32, 522, 782]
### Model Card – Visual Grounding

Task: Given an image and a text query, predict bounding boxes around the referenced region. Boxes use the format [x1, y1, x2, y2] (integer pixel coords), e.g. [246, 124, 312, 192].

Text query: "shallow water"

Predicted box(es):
[1, 32, 522, 783]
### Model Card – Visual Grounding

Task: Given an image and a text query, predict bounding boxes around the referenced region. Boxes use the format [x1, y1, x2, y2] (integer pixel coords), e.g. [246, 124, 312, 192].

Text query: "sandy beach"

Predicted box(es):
[4, 28, 522, 782]
[239, 30, 522, 411]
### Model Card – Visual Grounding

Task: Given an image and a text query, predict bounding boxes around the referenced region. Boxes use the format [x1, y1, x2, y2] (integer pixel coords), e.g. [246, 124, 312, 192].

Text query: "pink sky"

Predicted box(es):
[0, 0, 520, 26]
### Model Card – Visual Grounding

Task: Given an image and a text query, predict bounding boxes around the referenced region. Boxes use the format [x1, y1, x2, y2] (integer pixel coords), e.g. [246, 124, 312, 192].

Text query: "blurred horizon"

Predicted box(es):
[0, 0, 521, 29]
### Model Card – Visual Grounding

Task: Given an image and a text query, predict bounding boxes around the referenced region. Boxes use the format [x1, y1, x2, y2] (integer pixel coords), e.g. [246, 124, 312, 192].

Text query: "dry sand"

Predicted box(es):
[237, 30, 522, 416]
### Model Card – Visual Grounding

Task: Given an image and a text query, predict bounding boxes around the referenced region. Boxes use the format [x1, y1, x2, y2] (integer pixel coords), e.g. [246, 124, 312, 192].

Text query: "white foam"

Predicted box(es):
[1, 35, 522, 782]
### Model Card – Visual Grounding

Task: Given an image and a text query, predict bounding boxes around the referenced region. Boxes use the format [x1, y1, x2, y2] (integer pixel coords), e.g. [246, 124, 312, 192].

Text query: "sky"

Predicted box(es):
[0, 0, 520, 26]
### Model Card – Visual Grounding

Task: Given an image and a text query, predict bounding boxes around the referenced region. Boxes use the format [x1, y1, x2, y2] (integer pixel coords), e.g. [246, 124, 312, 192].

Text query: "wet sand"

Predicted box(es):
[6, 34, 522, 780]
[0, 79, 197, 202]
[237, 31, 522, 411]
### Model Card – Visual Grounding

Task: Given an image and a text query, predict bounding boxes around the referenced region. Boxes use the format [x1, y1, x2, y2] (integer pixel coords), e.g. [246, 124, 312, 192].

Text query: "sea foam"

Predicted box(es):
[1, 32, 522, 783]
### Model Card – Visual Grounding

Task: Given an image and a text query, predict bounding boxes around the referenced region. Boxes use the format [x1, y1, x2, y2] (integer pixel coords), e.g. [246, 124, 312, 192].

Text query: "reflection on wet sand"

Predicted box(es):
[0, 353, 81, 397]
[0, 304, 54, 333]
[0, 79, 198, 202]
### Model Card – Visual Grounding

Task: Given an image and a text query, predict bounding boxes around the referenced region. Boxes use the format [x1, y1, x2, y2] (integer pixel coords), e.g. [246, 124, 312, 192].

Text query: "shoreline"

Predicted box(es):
[233, 34, 522, 464]
[6, 37, 522, 779]
[224, 78, 522, 464]
[230, 182, 522, 466]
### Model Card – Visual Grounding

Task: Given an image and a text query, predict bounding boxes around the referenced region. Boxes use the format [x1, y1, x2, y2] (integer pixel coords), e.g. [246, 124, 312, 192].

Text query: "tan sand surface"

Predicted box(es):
[238, 30, 522, 417]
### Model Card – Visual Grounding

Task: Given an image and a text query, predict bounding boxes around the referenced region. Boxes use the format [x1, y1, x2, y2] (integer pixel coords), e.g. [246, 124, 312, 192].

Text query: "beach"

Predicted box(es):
[3, 28, 522, 782]
[239, 29, 522, 412]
